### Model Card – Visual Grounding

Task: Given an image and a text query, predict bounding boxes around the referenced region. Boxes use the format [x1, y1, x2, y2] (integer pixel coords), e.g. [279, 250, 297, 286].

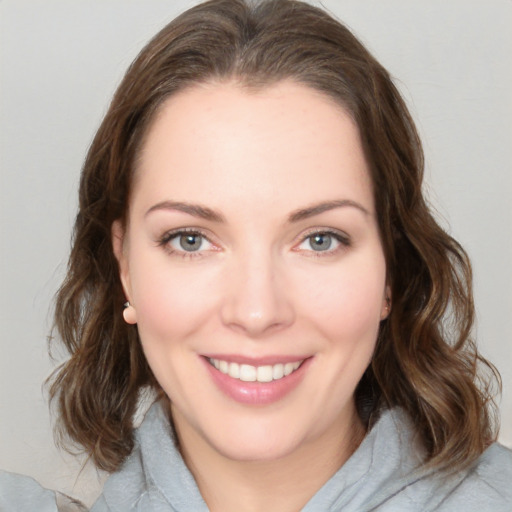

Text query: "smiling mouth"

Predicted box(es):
[208, 358, 304, 383]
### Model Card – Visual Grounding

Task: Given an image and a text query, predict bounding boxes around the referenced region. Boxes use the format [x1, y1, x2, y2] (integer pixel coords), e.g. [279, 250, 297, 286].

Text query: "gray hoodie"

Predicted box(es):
[2, 402, 511, 511]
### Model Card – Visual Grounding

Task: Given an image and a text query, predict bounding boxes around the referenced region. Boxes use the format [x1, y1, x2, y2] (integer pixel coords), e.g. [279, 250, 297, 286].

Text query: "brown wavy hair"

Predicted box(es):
[48, 0, 500, 473]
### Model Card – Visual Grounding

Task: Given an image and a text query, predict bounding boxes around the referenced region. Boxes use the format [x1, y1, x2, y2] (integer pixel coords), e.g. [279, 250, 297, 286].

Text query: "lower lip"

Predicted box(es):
[202, 357, 311, 405]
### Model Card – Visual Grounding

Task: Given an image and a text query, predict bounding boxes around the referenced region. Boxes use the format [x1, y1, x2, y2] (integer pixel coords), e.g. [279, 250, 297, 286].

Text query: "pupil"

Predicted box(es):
[179, 234, 202, 251]
[311, 233, 331, 251]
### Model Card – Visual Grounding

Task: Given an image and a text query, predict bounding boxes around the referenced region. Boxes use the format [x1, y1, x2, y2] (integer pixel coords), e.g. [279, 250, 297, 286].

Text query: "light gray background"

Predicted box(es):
[1, 0, 511, 506]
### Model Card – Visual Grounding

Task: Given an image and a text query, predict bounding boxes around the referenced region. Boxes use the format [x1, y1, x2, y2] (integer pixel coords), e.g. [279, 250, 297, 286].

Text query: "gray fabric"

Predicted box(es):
[0, 471, 60, 512]
[0, 471, 85, 512]
[91, 403, 208, 512]
[1, 402, 511, 511]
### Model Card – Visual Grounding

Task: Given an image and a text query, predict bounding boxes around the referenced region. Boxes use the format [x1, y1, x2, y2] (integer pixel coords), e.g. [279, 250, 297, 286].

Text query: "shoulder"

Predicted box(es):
[354, 409, 512, 511]
[446, 443, 512, 506]
[474, 441, 512, 479]
[0, 470, 86, 512]
[399, 442, 512, 512]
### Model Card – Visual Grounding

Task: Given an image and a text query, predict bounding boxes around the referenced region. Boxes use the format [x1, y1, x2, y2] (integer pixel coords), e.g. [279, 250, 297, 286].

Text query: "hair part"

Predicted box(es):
[49, 0, 500, 473]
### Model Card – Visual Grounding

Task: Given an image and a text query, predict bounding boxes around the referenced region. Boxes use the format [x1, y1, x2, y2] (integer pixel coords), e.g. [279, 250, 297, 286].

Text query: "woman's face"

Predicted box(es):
[114, 81, 389, 463]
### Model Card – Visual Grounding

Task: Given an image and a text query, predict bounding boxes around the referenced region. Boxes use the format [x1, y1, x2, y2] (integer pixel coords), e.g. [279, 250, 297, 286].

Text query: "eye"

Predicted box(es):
[305, 233, 335, 251]
[296, 230, 350, 254]
[159, 229, 215, 255]
[172, 232, 207, 252]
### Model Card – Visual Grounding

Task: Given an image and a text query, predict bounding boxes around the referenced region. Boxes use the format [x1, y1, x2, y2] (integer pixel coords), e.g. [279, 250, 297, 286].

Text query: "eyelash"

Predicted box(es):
[157, 227, 351, 259]
[294, 228, 351, 257]
[157, 228, 214, 259]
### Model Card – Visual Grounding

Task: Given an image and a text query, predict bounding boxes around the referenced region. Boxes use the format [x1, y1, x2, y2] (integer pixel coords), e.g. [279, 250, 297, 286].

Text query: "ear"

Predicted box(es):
[112, 220, 137, 324]
[380, 285, 392, 320]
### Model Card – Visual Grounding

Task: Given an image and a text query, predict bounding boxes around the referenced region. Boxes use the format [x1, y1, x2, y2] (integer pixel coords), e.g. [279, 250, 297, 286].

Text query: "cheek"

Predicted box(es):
[129, 255, 220, 343]
[298, 255, 386, 342]
[129, 260, 221, 398]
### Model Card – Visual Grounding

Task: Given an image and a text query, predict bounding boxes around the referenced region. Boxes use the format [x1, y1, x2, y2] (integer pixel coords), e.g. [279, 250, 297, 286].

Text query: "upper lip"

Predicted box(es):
[202, 354, 311, 366]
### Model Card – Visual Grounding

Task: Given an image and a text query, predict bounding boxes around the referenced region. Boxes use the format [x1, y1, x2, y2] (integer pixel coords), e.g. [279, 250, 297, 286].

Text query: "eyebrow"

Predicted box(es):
[145, 201, 225, 222]
[288, 199, 369, 223]
[145, 198, 369, 223]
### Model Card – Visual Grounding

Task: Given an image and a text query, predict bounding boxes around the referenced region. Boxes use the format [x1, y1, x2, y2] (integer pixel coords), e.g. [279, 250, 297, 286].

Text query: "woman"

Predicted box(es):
[1, 0, 511, 510]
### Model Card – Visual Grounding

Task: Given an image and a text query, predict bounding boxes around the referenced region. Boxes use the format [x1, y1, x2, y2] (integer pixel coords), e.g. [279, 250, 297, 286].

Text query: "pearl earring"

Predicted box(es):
[123, 301, 137, 324]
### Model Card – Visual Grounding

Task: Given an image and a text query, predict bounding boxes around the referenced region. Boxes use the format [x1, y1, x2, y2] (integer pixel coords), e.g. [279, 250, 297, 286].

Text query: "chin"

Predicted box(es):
[203, 407, 325, 462]
[210, 430, 305, 463]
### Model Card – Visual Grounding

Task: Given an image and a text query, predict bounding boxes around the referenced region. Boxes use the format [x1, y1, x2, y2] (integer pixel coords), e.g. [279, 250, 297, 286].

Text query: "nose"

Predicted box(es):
[219, 251, 295, 338]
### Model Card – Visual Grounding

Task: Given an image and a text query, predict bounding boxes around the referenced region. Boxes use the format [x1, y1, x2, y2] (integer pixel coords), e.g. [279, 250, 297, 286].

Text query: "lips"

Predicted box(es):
[203, 355, 311, 405]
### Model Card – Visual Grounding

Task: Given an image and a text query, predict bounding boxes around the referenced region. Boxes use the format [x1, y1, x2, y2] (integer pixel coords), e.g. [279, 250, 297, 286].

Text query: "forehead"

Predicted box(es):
[133, 80, 374, 217]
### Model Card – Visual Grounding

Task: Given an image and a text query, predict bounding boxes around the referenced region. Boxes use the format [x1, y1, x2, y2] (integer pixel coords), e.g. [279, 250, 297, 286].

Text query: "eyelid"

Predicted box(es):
[157, 226, 350, 258]
[158, 227, 220, 256]
[159, 227, 209, 243]
[293, 227, 351, 254]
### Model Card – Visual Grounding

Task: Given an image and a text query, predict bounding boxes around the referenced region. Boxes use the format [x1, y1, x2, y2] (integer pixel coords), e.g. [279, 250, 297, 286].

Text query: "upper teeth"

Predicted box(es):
[209, 358, 303, 382]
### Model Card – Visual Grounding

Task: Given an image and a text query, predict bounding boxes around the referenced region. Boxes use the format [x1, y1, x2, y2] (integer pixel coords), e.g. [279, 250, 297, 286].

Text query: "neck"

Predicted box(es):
[171, 404, 365, 512]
